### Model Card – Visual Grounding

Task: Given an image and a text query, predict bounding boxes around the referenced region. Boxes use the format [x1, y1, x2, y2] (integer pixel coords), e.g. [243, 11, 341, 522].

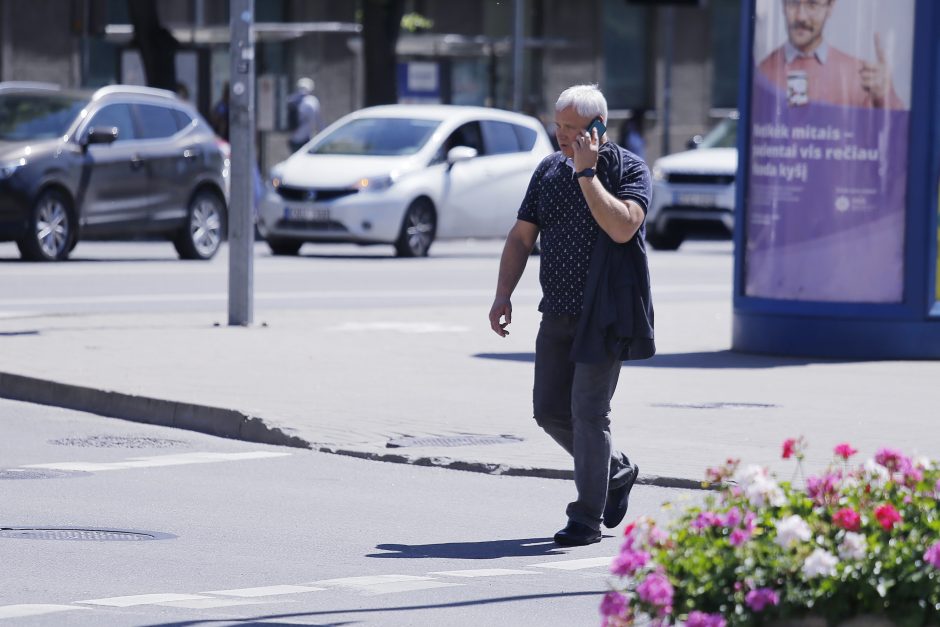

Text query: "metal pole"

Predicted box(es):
[511, 0, 525, 111]
[228, 0, 254, 326]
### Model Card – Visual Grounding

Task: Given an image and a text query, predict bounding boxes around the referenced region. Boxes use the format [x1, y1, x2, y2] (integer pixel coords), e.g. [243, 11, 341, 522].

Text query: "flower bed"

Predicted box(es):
[602, 439, 940, 626]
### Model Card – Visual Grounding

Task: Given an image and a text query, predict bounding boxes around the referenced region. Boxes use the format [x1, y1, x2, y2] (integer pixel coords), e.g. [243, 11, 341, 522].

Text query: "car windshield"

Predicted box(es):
[698, 117, 737, 149]
[0, 94, 88, 141]
[309, 117, 440, 156]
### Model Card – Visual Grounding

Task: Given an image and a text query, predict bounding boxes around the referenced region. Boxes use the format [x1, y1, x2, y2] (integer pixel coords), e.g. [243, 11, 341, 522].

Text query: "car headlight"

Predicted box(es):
[268, 170, 283, 190]
[0, 159, 26, 180]
[652, 166, 666, 182]
[353, 172, 399, 193]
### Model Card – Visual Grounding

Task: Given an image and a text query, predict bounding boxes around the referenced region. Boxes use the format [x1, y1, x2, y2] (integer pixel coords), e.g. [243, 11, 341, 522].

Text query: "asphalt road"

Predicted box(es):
[0, 397, 698, 627]
[0, 239, 732, 317]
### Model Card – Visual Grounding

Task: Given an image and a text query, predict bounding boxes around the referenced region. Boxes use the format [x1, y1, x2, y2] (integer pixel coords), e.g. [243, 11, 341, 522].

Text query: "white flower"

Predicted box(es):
[863, 459, 890, 488]
[913, 455, 933, 471]
[737, 464, 786, 508]
[774, 515, 811, 548]
[838, 532, 867, 561]
[802, 548, 839, 578]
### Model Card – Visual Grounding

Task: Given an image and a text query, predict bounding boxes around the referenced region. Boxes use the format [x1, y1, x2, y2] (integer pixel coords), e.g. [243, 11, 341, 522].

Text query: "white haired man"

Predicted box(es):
[488, 84, 654, 546]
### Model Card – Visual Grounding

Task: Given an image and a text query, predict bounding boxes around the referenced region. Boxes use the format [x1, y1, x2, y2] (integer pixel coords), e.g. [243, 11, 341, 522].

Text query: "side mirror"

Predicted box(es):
[446, 146, 478, 165]
[686, 134, 703, 150]
[82, 126, 119, 149]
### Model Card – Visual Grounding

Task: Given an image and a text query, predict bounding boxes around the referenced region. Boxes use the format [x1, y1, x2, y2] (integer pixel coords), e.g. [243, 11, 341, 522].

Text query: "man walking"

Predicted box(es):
[488, 84, 654, 546]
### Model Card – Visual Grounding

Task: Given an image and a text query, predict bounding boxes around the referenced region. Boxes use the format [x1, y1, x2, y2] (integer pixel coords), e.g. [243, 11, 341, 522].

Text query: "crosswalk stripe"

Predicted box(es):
[76, 593, 210, 607]
[528, 556, 615, 570]
[202, 585, 324, 597]
[158, 599, 282, 609]
[429, 569, 541, 578]
[23, 451, 291, 473]
[0, 605, 89, 619]
[309, 575, 462, 595]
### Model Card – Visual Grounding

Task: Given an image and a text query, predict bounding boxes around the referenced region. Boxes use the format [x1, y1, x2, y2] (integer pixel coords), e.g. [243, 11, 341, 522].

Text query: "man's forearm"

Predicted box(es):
[579, 178, 644, 244]
[495, 234, 532, 299]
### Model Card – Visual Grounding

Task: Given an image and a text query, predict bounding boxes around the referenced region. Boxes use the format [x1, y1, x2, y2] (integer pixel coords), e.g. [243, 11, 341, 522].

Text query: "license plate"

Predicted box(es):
[674, 192, 717, 207]
[285, 205, 330, 221]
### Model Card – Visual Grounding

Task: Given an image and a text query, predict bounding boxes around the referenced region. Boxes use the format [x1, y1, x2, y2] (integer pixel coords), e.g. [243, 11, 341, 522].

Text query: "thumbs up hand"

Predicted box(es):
[859, 32, 893, 108]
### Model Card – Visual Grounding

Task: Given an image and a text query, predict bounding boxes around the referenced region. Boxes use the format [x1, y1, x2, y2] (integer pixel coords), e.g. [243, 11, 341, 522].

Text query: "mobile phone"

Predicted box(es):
[586, 117, 606, 137]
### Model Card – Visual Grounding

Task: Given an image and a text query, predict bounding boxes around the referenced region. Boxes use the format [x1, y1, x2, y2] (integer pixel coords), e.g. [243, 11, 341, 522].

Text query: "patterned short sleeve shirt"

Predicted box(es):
[517, 143, 651, 315]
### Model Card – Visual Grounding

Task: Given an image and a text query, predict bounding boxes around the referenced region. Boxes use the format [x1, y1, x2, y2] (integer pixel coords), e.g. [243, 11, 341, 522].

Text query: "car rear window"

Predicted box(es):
[0, 94, 87, 140]
[310, 117, 440, 156]
[135, 104, 181, 140]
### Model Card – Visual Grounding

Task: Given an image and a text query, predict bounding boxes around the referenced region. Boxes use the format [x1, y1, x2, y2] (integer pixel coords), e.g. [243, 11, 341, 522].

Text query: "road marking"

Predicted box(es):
[158, 598, 282, 609]
[0, 604, 89, 619]
[529, 556, 615, 570]
[329, 322, 469, 334]
[202, 585, 324, 597]
[23, 451, 291, 473]
[76, 593, 210, 607]
[429, 569, 540, 578]
[310, 575, 462, 595]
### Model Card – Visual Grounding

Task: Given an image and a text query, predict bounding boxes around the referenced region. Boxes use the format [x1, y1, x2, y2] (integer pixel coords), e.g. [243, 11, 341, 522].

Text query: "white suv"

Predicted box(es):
[646, 117, 738, 250]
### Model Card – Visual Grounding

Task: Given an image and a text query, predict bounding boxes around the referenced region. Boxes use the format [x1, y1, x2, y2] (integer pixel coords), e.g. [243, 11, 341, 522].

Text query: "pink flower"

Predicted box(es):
[722, 507, 742, 528]
[924, 542, 940, 569]
[600, 590, 629, 619]
[806, 472, 841, 505]
[875, 447, 912, 473]
[611, 549, 650, 577]
[745, 587, 780, 612]
[729, 528, 752, 547]
[691, 511, 723, 531]
[686, 611, 727, 627]
[833, 507, 861, 532]
[782, 438, 797, 459]
[874, 503, 902, 531]
[637, 572, 674, 610]
[834, 442, 858, 460]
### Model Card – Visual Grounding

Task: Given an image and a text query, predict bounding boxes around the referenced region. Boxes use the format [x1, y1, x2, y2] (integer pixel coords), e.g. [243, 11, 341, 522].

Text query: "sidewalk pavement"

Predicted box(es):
[1, 295, 938, 490]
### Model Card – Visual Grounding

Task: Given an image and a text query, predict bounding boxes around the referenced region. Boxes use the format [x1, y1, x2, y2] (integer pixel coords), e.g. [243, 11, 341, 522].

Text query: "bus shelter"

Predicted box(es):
[732, 0, 940, 358]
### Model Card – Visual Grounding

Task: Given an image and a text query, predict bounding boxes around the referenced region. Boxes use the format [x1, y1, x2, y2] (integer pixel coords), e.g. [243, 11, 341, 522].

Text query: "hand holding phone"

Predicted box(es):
[586, 117, 607, 139]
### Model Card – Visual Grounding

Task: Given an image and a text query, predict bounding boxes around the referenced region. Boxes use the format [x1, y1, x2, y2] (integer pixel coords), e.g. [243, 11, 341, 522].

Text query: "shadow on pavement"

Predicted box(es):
[138, 591, 604, 626]
[367, 536, 603, 559]
[474, 350, 865, 369]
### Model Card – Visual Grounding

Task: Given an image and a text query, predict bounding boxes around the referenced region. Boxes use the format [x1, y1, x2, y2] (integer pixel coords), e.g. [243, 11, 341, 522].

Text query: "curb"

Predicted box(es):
[0, 370, 707, 491]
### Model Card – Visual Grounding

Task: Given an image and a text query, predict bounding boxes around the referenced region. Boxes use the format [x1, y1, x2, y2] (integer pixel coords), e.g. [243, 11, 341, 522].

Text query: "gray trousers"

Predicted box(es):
[533, 313, 633, 530]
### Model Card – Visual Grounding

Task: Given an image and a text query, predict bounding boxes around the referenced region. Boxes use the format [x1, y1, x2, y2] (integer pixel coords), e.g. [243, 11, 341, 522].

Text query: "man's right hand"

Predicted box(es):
[489, 297, 512, 337]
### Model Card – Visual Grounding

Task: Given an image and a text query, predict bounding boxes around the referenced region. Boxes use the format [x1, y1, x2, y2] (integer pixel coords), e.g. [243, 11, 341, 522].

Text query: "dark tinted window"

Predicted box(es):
[172, 108, 194, 131]
[135, 104, 180, 139]
[0, 94, 87, 141]
[512, 124, 538, 151]
[443, 122, 484, 155]
[87, 104, 136, 142]
[481, 121, 520, 155]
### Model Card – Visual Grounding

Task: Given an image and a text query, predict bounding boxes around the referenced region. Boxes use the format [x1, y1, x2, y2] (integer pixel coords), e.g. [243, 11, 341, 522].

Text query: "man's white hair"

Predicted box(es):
[555, 84, 608, 120]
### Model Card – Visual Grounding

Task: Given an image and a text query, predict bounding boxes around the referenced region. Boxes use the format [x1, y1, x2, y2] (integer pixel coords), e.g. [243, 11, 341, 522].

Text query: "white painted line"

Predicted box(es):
[76, 593, 210, 607]
[158, 598, 282, 609]
[202, 585, 324, 598]
[309, 575, 462, 595]
[529, 556, 616, 570]
[429, 569, 540, 578]
[328, 322, 469, 334]
[0, 605, 89, 619]
[23, 451, 291, 473]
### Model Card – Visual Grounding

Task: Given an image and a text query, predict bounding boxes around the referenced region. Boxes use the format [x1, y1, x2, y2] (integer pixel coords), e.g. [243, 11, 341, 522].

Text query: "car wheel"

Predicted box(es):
[174, 190, 226, 260]
[646, 230, 683, 251]
[267, 239, 303, 256]
[394, 198, 436, 258]
[17, 189, 74, 261]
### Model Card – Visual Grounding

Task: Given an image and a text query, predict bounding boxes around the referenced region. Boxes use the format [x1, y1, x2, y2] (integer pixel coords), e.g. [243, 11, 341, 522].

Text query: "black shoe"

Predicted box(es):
[553, 520, 602, 546]
[603, 464, 640, 529]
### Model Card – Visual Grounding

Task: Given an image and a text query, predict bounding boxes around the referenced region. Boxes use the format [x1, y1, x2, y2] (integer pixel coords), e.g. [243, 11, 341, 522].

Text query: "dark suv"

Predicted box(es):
[0, 82, 227, 261]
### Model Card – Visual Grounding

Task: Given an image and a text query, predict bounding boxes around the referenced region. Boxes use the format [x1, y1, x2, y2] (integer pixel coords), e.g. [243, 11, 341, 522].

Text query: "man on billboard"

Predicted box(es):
[758, 0, 903, 109]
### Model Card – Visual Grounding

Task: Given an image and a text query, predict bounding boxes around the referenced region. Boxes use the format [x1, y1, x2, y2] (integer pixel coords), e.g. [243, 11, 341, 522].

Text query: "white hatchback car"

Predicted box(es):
[646, 117, 738, 250]
[257, 104, 554, 257]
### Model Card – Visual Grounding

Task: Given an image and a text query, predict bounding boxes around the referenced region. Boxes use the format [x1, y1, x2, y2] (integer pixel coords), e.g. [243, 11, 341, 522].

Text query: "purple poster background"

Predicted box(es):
[745, 2, 913, 303]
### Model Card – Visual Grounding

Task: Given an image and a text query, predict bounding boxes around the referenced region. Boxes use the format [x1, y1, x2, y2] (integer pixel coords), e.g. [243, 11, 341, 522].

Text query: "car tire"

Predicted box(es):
[394, 198, 436, 258]
[646, 230, 683, 251]
[17, 188, 74, 261]
[267, 239, 303, 256]
[174, 190, 226, 260]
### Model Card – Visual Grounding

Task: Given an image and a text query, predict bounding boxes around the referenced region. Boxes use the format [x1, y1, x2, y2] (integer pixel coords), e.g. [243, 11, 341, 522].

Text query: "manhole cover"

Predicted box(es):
[387, 434, 524, 448]
[49, 435, 187, 449]
[0, 469, 90, 480]
[0, 527, 174, 541]
[652, 402, 779, 410]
